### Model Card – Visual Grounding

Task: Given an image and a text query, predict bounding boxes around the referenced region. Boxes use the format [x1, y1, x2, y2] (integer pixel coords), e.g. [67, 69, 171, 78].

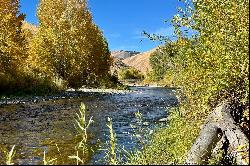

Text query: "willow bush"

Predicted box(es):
[118, 67, 144, 80]
[171, 0, 249, 131]
[137, 0, 249, 164]
[147, 42, 177, 82]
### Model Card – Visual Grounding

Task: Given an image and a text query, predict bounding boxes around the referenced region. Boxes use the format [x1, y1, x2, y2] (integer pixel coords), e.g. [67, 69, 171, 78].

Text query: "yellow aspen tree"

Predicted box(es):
[0, 0, 26, 76]
[29, 0, 112, 88]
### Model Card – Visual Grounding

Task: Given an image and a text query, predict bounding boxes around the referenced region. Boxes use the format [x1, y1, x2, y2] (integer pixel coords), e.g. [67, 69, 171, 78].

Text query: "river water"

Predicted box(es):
[0, 86, 178, 165]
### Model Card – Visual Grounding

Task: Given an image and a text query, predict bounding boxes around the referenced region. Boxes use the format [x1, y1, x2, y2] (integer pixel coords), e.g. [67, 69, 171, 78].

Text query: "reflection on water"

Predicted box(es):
[0, 86, 178, 165]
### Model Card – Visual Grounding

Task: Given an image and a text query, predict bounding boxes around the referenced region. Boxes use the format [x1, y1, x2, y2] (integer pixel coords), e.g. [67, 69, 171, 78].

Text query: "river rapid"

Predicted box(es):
[0, 86, 178, 165]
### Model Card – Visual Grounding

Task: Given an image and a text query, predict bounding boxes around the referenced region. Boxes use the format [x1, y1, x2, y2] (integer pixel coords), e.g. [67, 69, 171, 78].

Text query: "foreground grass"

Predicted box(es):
[128, 108, 203, 165]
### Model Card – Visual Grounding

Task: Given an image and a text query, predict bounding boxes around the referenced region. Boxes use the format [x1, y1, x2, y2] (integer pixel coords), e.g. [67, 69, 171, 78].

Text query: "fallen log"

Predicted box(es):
[185, 101, 249, 165]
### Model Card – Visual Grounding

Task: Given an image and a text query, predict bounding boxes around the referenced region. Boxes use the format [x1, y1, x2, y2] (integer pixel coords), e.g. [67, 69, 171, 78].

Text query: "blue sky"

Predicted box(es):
[20, 0, 184, 52]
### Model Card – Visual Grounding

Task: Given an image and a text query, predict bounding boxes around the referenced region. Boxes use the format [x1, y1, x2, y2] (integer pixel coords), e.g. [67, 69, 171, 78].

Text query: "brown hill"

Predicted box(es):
[111, 50, 140, 60]
[122, 48, 158, 74]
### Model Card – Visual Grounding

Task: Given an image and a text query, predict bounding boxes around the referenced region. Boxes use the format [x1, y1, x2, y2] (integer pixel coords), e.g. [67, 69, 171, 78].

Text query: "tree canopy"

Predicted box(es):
[28, 0, 112, 88]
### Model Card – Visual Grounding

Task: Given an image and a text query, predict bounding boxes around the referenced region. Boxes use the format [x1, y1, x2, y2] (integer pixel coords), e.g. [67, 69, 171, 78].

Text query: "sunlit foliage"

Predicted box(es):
[139, 0, 249, 164]
[0, 0, 27, 91]
[147, 42, 177, 82]
[118, 67, 144, 80]
[28, 0, 112, 88]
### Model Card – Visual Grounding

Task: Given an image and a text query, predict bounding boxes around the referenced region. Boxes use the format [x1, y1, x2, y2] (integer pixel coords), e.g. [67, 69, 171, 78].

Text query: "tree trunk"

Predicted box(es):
[185, 101, 249, 165]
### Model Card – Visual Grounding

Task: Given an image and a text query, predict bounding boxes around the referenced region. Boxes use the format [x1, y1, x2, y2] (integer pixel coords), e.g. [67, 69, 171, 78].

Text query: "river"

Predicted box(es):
[0, 86, 178, 165]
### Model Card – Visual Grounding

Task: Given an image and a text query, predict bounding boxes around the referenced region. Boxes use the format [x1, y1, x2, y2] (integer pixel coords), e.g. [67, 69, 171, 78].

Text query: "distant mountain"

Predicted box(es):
[111, 50, 140, 60]
[122, 48, 158, 74]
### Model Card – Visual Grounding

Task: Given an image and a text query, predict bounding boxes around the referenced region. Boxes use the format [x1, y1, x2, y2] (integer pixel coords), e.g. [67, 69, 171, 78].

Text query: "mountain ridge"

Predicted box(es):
[122, 48, 158, 74]
[111, 50, 140, 60]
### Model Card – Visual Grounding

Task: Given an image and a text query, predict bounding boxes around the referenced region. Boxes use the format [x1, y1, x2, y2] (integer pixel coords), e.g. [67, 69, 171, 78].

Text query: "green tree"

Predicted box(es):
[118, 67, 144, 80]
[171, 0, 249, 112]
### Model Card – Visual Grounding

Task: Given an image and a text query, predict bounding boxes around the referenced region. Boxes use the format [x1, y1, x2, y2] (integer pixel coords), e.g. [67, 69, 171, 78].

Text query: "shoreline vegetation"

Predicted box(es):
[0, 0, 249, 165]
[132, 0, 249, 165]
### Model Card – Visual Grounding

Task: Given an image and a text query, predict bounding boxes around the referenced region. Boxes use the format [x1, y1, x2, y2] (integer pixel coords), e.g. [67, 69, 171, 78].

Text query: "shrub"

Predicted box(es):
[139, 0, 249, 164]
[118, 67, 144, 80]
[148, 43, 177, 81]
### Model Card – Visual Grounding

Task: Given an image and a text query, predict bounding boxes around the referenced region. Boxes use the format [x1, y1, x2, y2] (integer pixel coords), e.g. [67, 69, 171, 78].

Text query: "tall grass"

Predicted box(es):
[106, 117, 118, 165]
[102, 117, 130, 165]
[5, 145, 15, 165]
[102, 111, 154, 165]
[128, 108, 201, 165]
[68, 102, 94, 165]
[43, 151, 57, 165]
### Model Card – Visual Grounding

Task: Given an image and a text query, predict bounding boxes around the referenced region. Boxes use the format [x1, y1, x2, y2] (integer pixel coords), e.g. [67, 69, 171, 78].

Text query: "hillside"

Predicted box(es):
[122, 48, 158, 74]
[110, 58, 129, 76]
[111, 50, 140, 60]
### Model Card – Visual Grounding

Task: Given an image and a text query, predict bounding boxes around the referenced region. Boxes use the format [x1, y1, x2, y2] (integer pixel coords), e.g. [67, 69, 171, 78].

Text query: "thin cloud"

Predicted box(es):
[153, 27, 175, 37]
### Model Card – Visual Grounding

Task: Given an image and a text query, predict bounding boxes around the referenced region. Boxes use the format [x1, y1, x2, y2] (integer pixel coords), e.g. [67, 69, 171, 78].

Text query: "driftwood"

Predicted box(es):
[185, 101, 249, 165]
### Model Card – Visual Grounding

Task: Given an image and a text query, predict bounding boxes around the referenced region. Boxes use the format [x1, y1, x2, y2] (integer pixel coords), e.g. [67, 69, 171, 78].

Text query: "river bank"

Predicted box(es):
[0, 87, 133, 106]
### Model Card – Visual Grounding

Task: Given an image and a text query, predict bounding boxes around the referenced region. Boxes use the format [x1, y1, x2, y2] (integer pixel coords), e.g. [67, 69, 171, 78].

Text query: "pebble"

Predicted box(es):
[158, 118, 168, 122]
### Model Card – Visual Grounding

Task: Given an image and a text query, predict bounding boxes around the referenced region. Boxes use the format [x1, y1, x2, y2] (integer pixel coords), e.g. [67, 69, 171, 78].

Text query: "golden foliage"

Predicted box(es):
[28, 0, 112, 88]
[141, 0, 249, 164]
[0, 0, 26, 75]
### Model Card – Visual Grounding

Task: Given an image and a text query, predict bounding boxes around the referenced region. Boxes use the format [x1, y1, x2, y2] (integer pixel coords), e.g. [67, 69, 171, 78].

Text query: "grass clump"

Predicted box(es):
[43, 151, 57, 165]
[102, 111, 152, 165]
[5, 145, 16, 165]
[106, 117, 118, 165]
[128, 108, 202, 165]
